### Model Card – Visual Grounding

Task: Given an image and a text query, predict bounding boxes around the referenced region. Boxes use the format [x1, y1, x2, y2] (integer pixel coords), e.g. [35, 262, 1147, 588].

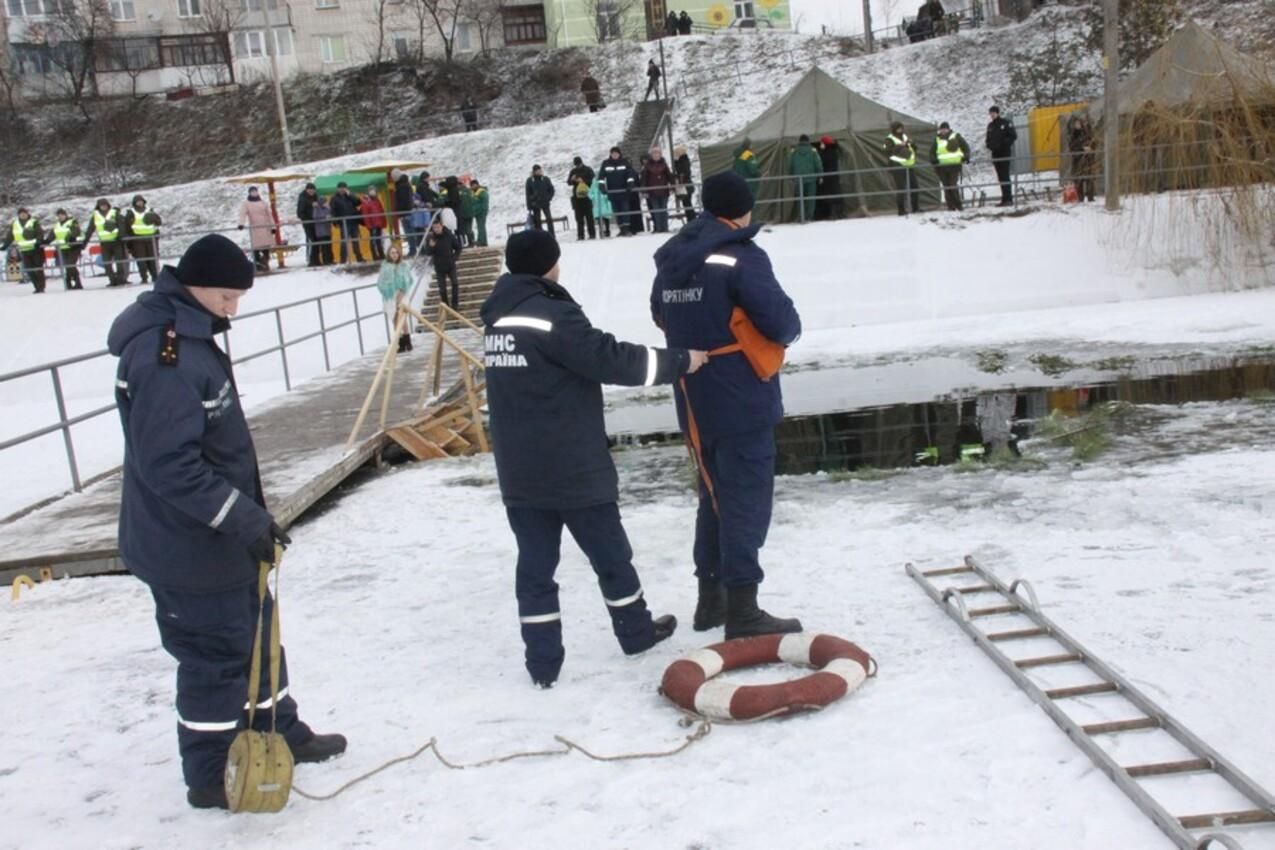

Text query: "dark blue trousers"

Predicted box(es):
[150, 584, 311, 789]
[692, 427, 775, 587]
[506, 502, 657, 684]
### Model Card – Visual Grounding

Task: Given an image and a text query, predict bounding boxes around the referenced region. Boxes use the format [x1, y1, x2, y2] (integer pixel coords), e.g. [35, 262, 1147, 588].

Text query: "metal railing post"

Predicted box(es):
[317, 298, 331, 372]
[50, 366, 83, 493]
[798, 178, 806, 223]
[274, 308, 291, 391]
[353, 290, 366, 355]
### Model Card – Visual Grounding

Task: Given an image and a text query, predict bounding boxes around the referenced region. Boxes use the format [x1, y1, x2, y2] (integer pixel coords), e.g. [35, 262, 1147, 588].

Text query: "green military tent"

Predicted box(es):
[698, 67, 942, 222]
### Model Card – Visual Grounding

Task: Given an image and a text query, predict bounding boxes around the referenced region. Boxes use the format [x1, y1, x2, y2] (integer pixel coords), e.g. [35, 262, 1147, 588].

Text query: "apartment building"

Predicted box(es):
[4, 0, 786, 99]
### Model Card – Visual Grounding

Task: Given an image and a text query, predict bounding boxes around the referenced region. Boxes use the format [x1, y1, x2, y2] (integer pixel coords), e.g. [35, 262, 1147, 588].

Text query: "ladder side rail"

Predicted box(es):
[965, 558, 1275, 813]
[906, 563, 1199, 850]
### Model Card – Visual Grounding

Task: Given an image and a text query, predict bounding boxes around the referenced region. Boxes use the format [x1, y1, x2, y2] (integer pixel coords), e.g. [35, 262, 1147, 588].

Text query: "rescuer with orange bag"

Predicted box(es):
[649, 170, 804, 640]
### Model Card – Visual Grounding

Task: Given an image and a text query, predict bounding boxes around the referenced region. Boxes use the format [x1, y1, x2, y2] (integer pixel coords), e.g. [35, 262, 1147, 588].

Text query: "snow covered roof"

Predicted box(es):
[225, 168, 314, 184]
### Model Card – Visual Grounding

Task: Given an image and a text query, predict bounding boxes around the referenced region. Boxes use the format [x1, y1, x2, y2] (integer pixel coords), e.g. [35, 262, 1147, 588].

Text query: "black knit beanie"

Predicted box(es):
[702, 171, 754, 220]
[505, 230, 561, 277]
[175, 234, 255, 290]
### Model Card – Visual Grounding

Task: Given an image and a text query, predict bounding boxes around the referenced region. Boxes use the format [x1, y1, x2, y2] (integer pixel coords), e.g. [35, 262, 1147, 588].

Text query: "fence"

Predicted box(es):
[0, 280, 394, 515]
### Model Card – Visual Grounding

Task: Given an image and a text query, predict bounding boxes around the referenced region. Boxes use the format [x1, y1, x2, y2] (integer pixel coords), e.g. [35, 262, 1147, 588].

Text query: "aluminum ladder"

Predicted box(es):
[907, 555, 1275, 850]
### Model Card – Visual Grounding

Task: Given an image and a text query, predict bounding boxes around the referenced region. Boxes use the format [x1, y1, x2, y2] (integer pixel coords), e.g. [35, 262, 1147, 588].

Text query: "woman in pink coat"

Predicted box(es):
[237, 186, 277, 272]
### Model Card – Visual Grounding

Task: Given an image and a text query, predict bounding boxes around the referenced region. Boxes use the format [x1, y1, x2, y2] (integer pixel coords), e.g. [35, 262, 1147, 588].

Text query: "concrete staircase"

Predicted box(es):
[619, 98, 672, 160]
[419, 246, 505, 326]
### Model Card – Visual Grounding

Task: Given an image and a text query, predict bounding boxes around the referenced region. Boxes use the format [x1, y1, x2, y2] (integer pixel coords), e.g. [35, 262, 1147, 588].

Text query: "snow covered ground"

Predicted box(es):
[3, 398, 1274, 849]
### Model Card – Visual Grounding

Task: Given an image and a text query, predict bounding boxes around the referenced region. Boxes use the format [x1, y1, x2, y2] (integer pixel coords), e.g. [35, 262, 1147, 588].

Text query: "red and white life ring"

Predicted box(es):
[661, 633, 875, 721]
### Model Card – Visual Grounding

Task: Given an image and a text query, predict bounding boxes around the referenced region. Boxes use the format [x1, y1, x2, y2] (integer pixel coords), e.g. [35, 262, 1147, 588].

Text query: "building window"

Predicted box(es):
[272, 27, 293, 55]
[315, 0, 338, 8]
[159, 33, 223, 66]
[110, 0, 135, 20]
[595, 1, 622, 40]
[454, 21, 476, 52]
[390, 31, 412, 60]
[733, 0, 754, 21]
[239, 0, 279, 10]
[96, 37, 161, 71]
[318, 34, 346, 63]
[6, 0, 65, 18]
[502, 5, 546, 45]
[234, 29, 266, 58]
[9, 42, 57, 74]
[177, 0, 200, 17]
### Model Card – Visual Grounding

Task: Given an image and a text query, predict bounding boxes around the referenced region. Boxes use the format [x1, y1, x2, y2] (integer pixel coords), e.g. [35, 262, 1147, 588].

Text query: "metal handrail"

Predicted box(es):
[0, 279, 390, 510]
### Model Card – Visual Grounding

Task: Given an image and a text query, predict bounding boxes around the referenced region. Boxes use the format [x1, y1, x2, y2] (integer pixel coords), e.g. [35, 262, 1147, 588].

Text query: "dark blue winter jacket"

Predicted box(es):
[598, 157, 637, 195]
[108, 269, 272, 592]
[650, 212, 801, 438]
[481, 273, 690, 510]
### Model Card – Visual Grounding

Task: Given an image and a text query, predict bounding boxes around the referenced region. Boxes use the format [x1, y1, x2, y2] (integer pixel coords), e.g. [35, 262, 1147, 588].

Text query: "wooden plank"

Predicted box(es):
[1082, 718, 1160, 735]
[951, 584, 998, 594]
[386, 427, 448, 460]
[1014, 652, 1084, 669]
[1124, 758, 1212, 778]
[1045, 682, 1118, 699]
[988, 627, 1049, 642]
[1178, 810, 1275, 830]
[969, 604, 1021, 618]
[922, 565, 973, 577]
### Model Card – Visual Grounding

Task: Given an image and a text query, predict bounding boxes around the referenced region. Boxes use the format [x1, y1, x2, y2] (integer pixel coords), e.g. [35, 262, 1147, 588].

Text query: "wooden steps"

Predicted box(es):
[385, 396, 487, 462]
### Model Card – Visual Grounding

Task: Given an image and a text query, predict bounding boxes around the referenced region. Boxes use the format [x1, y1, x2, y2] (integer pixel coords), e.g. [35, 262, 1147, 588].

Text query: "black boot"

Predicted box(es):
[652, 613, 677, 646]
[724, 584, 802, 640]
[693, 577, 727, 631]
[290, 732, 348, 764]
[186, 785, 228, 810]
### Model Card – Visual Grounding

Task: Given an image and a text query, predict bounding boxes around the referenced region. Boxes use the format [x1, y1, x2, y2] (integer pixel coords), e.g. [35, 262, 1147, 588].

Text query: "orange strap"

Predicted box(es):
[709, 342, 742, 357]
[679, 376, 719, 514]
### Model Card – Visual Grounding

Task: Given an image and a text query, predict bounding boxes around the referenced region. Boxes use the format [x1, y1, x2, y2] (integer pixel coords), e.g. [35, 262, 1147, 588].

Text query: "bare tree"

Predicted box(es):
[188, 0, 244, 84]
[409, 0, 466, 62]
[363, 0, 395, 64]
[581, 0, 640, 43]
[462, 0, 505, 54]
[28, 0, 115, 119]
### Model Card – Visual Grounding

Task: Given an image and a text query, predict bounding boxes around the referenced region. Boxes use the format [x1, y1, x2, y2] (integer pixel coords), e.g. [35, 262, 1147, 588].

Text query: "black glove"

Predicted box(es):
[248, 521, 291, 565]
[238, 224, 245, 230]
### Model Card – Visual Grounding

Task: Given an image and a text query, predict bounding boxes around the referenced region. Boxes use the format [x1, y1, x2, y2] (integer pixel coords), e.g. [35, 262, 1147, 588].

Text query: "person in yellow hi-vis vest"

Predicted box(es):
[84, 198, 129, 287]
[883, 121, 920, 216]
[1, 207, 46, 293]
[122, 194, 162, 284]
[930, 121, 972, 212]
[46, 208, 85, 290]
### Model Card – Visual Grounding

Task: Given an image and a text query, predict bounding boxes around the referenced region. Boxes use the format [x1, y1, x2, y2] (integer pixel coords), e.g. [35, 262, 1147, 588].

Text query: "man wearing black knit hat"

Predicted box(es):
[481, 230, 708, 688]
[108, 235, 346, 810]
[650, 171, 804, 639]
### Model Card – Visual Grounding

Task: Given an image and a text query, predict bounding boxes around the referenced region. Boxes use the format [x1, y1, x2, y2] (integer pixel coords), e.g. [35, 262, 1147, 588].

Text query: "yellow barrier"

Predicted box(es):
[1027, 103, 1087, 173]
[11, 575, 35, 601]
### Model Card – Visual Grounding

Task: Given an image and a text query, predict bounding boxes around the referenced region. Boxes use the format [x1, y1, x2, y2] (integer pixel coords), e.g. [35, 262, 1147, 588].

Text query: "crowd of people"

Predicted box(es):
[3, 195, 161, 293]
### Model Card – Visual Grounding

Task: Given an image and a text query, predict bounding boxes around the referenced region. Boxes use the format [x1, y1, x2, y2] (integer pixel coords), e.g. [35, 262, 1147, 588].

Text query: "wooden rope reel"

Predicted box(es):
[661, 633, 876, 722]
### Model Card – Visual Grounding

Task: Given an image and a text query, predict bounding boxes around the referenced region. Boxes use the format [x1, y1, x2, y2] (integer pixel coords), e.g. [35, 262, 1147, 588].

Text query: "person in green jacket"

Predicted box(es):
[457, 180, 477, 247]
[788, 134, 822, 221]
[377, 241, 415, 353]
[470, 178, 490, 247]
[732, 138, 762, 198]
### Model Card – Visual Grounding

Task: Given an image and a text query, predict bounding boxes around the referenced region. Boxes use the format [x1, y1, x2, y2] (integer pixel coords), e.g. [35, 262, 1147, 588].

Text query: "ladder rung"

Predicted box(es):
[1082, 718, 1160, 735]
[1178, 810, 1275, 830]
[923, 565, 974, 577]
[1015, 652, 1084, 669]
[969, 604, 1021, 618]
[951, 584, 998, 594]
[987, 627, 1049, 642]
[1124, 758, 1212, 778]
[1045, 682, 1118, 699]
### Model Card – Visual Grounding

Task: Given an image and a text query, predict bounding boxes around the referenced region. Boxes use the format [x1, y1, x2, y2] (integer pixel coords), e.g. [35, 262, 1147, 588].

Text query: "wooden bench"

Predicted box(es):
[506, 216, 569, 237]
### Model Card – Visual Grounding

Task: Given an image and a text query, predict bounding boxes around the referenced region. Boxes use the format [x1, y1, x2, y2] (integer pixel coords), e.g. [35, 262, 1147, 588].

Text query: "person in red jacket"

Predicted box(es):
[362, 187, 388, 261]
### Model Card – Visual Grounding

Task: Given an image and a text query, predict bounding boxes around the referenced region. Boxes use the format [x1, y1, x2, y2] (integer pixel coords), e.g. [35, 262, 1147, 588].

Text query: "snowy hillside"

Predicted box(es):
[18, 11, 1102, 264]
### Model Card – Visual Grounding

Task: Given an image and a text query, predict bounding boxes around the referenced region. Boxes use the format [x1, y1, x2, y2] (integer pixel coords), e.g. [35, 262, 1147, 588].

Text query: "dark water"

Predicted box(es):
[617, 357, 1275, 475]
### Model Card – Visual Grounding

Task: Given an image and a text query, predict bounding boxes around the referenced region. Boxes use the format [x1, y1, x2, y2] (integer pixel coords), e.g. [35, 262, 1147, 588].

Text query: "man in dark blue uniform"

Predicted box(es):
[481, 230, 707, 688]
[108, 234, 346, 810]
[650, 171, 804, 640]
